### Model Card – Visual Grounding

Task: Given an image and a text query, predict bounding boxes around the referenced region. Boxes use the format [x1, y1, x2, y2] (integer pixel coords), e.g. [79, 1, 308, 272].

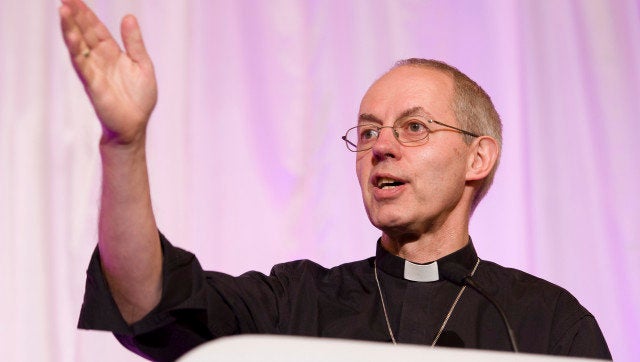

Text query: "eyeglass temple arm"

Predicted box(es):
[342, 135, 358, 149]
[428, 120, 479, 138]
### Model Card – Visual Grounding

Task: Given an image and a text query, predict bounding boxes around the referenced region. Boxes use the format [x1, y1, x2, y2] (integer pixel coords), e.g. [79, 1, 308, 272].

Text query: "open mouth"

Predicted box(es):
[376, 177, 405, 189]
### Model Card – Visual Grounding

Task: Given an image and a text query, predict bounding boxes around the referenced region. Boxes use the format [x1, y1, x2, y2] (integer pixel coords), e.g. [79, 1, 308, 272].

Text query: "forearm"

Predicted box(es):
[60, 0, 163, 325]
[98, 138, 162, 324]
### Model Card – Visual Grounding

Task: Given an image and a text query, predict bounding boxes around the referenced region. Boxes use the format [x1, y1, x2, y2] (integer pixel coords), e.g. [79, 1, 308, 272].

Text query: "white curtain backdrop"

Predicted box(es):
[1, 0, 638, 361]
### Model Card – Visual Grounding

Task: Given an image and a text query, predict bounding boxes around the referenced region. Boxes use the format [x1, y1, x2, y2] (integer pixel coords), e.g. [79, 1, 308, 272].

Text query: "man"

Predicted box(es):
[60, 0, 611, 361]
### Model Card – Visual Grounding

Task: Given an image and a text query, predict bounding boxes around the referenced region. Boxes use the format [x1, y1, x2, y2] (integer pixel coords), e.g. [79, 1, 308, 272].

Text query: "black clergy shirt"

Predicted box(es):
[78, 233, 611, 361]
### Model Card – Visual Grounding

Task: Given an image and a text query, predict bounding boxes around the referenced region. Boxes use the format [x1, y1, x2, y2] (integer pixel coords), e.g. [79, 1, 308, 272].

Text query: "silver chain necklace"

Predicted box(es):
[373, 257, 480, 346]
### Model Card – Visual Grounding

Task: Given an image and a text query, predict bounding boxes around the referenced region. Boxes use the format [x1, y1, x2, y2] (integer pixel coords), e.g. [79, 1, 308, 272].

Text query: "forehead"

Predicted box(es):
[359, 66, 454, 121]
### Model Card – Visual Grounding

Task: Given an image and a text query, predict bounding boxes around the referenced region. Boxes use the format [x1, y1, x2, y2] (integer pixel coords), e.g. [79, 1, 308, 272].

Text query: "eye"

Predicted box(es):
[359, 127, 378, 141]
[405, 121, 427, 133]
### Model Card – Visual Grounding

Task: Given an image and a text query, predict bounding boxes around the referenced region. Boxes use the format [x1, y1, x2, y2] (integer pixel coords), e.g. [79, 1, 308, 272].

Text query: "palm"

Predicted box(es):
[87, 45, 157, 143]
[60, 0, 157, 145]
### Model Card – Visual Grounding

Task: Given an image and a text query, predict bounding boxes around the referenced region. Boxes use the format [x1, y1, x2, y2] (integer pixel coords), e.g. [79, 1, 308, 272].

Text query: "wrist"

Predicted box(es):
[99, 135, 147, 163]
[100, 127, 146, 148]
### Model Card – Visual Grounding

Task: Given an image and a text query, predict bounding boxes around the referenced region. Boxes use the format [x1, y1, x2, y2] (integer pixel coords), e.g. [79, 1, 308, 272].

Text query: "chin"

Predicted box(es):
[367, 202, 412, 224]
[370, 213, 412, 233]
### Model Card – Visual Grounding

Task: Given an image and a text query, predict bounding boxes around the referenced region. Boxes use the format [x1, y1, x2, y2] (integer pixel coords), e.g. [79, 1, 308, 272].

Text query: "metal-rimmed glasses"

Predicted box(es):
[341, 117, 480, 152]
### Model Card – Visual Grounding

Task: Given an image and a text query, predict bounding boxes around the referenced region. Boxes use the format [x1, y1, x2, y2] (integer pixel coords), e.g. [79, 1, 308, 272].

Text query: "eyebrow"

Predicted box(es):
[358, 113, 383, 125]
[358, 106, 431, 125]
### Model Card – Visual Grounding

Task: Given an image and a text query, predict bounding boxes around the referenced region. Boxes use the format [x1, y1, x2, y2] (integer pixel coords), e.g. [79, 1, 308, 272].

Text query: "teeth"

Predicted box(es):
[377, 177, 394, 187]
[377, 177, 402, 188]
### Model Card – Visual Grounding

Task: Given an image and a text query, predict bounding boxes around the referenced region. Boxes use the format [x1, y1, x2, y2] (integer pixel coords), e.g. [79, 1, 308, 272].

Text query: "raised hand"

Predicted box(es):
[59, 0, 157, 146]
[60, 0, 163, 323]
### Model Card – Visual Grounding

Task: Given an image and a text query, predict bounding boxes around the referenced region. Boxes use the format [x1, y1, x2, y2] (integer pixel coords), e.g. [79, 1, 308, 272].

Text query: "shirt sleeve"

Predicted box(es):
[548, 291, 612, 360]
[77, 232, 285, 362]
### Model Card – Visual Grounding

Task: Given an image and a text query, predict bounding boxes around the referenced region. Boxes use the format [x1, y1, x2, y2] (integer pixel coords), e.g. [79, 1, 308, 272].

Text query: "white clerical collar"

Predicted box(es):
[374, 237, 478, 282]
[403, 260, 439, 282]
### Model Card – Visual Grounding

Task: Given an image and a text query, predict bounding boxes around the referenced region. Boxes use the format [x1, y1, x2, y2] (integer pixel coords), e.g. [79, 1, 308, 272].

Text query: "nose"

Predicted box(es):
[371, 126, 400, 160]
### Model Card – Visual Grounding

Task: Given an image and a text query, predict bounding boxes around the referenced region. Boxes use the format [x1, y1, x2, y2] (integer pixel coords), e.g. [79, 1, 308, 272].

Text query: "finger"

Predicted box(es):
[60, 0, 90, 47]
[60, 2, 102, 89]
[121, 15, 151, 65]
[60, 0, 78, 11]
[72, 0, 118, 50]
[60, 22, 95, 86]
[59, 4, 90, 60]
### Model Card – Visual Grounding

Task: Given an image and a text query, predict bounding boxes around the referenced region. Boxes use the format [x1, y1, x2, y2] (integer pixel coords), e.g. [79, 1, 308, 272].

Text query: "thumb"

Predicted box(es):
[120, 14, 150, 65]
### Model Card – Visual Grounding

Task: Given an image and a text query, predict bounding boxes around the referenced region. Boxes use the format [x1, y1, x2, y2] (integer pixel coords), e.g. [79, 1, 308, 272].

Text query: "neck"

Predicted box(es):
[379, 186, 475, 264]
[381, 232, 469, 264]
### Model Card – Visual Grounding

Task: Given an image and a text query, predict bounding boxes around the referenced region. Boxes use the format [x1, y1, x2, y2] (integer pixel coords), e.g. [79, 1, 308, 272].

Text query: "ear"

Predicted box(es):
[466, 136, 499, 181]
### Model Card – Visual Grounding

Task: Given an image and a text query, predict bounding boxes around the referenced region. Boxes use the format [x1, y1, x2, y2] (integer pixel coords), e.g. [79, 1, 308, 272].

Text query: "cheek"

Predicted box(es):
[355, 155, 368, 187]
[410, 147, 466, 192]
